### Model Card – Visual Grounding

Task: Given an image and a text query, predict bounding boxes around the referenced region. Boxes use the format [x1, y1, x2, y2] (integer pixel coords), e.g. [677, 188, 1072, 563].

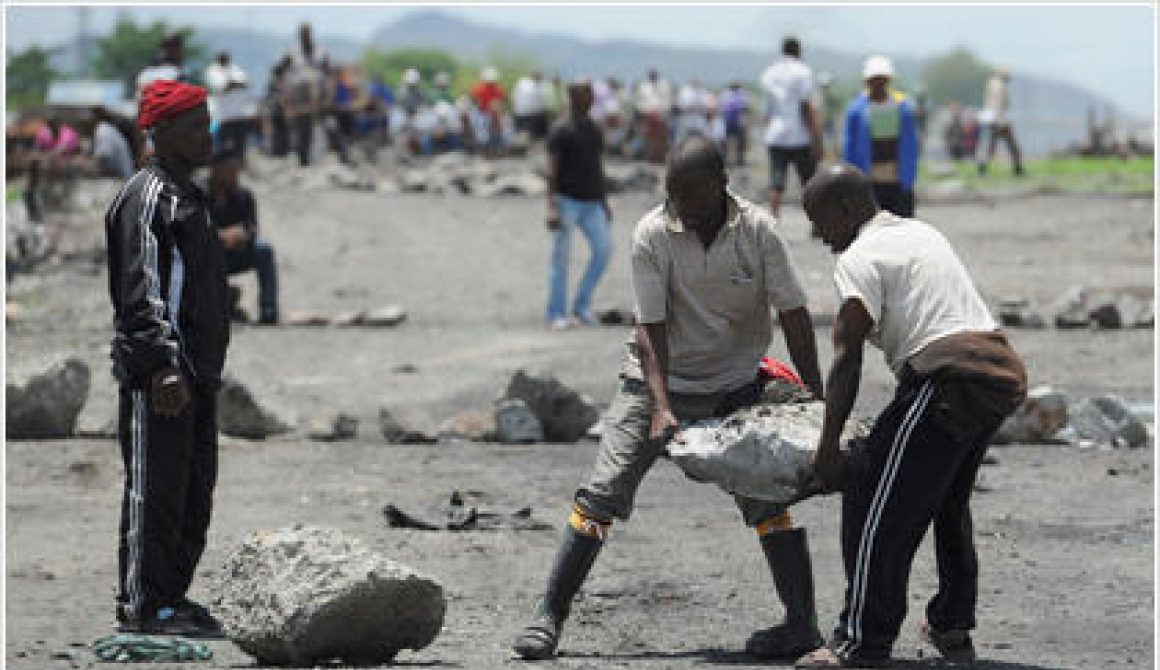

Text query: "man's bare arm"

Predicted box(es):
[635, 323, 679, 443]
[814, 298, 874, 489]
[778, 306, 824, 399]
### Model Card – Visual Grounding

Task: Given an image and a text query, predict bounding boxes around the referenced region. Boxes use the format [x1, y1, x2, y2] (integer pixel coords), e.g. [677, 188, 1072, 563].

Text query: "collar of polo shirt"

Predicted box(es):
[664, 189, 743, 233]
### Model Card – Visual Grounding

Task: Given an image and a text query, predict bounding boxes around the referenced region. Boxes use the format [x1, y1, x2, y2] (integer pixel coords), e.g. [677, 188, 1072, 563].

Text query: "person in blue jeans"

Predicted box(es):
[208, 150, 279, 324]
[545, 80, 612, 329]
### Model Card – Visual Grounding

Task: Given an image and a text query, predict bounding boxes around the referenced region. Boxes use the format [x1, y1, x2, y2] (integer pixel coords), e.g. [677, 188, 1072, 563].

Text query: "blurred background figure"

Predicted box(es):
[978, 66, 1025, 176]
[760, 36, 822, 217]
[90, 106, 136, 179]
[720, 81, 751, 167]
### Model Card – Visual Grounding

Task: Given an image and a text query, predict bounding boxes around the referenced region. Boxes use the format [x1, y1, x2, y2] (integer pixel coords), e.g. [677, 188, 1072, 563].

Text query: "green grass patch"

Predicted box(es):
[6, 182, 23, 203]
[924, 156, 1154, 196]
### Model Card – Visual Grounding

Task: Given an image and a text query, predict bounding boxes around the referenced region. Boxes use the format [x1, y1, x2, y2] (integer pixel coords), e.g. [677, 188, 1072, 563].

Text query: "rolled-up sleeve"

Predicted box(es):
[761, 223, 808, 311]
[631, 233, 667, 324]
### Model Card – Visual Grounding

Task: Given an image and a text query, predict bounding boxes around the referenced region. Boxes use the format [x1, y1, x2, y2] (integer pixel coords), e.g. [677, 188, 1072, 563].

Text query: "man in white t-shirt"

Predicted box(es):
[977, 66, 1025, 177]
[760, 37, 823, 217]
[795, 163, 1026, 669]
[513, 71, 550, 141]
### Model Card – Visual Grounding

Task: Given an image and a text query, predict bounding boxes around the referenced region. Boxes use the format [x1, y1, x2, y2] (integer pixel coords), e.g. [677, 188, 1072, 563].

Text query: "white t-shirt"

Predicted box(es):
[760, 57, 814, 147]
[834, 212, 998, 375]
[512, 77, 545, 116]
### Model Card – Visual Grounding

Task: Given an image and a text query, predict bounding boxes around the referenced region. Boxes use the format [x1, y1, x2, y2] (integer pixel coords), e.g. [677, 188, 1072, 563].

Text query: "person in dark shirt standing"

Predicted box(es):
[105, 80, 230, 638]
[545, 80, 612, 329]
[208, 149, 280, 325]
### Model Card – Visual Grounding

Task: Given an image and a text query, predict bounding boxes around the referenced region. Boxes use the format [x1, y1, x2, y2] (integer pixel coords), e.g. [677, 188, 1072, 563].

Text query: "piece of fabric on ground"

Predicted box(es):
[92, 634, 213, 663]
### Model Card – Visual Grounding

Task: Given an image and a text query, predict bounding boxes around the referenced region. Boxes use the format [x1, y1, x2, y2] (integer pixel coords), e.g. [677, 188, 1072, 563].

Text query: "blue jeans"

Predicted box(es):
[223, 239, 279, 322]
[547, 195, 611, 321]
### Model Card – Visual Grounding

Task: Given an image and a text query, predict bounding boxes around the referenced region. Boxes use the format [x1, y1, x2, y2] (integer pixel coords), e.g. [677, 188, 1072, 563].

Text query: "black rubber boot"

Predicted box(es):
[513, 525, 603, 660]
[746, 527, 825, 659]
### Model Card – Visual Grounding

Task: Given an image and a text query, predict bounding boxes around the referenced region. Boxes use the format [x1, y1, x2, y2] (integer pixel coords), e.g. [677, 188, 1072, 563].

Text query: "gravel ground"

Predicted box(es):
[5, 150, 1154, 669]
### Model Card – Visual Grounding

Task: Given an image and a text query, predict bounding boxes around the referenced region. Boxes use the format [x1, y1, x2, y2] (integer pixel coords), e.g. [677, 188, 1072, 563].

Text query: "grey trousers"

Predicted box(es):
[575, 377, 786, 526]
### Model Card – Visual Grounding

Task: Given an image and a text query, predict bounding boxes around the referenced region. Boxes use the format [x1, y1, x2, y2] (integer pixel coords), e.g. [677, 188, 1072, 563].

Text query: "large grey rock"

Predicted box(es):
[217, 377, 293, 440]
[215, 526, 444, 666]
[503, 370, 601, 442]
[667, 402, 860, 504]
[1053, 286, 1090, 329]
[993, 386, 1069, 444]
[6, 357, 90, 439]
[494, 398, 544, 444]
[1070, 395, 1150, 449]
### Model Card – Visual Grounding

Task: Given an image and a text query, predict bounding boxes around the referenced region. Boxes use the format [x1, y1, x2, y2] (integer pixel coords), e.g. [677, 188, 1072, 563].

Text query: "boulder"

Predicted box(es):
[1070, 394, 1150, 449]
[502, 370, 601, 443]
[217, 377, 293, 440]
[379, 408, 438, 444]
[6, 357, 90, 439]
[997, 298, 1047, 329]
[306, 411, 359, 441]
[215, 526, 444, 666]
[494, 399, 544, 444]
[1053, 286, 1090, 329]
[1086, 295, 1123, 329]
[992, 386, 1069, 444]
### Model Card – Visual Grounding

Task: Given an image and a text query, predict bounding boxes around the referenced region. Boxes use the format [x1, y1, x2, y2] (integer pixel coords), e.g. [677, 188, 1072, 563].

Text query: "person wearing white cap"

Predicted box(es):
[841, 55, 920, 217]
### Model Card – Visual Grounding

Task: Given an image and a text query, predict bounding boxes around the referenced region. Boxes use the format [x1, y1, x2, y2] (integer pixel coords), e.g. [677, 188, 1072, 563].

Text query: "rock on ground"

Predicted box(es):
[214, 526, 445, 667]
[217, 377, 293, 440]
[6, 357, 90, 439]
[306, 411, 359, 441]
[494, 398, 544, 444]
[502, 370, 601, 442]
[1070, 395, 1151, 449]
[379, 408, 438, 444]
[993, 386, 1069, 444]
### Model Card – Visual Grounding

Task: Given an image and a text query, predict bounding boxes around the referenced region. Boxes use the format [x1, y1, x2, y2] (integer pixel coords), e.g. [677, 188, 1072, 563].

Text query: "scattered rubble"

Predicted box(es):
[217, 377, 293, 440]
[1070, 395, 1150, 449]
[214, 526, 444, 666]
[502, 370, 601, 443]
[6, 357, 90, 439]
[997, 298, 1047, 329]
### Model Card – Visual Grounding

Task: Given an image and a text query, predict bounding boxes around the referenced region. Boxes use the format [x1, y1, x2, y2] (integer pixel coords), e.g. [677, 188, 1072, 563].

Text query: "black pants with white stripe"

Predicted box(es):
[116, 383, 218, 622]
[833, 374, 1005, 660]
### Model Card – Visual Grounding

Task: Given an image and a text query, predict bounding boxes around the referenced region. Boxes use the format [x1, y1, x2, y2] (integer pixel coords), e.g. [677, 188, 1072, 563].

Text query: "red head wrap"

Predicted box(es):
[137, 80, 207, 129]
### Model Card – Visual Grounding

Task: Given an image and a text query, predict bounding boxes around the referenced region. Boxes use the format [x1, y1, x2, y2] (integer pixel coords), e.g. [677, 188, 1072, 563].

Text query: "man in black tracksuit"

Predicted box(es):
[106, 81, 230, 637]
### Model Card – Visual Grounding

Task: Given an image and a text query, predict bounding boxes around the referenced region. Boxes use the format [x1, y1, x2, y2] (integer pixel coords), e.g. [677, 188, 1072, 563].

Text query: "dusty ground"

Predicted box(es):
[5, 150, 1155, 669]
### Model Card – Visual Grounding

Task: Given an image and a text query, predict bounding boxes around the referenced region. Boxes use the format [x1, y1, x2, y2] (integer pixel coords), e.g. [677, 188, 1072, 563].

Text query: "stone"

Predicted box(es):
[6, 357, 90, 439]
[284, 310, 331, 327]
[399, 169, 430, 193]
[214, 526, 444, 666]
[379, 408, 438, 444]
[327, 165, 375, 191]
[362, 305, 407, 327]
[438, 410, 496, 442]
[494, 398, 544, 444]
[597, 307, 635, 326]
[473, 172, 546, 197]
[604, 163, 660, 193]
[992, 386, 1069, 444]
[667, 402, 861, 504]
[502, 370, 601, 443]
[307, 411, 359, 441]
[217, 377, 293, 440]
[1086, 296, 1123, 329]
[997, 298, 1047, 329]
[1053, 286, 1090, 329]
[331, 310, 364, 327]
[1070, 394, 1150, 449]
[1133, 300, 1154, 328]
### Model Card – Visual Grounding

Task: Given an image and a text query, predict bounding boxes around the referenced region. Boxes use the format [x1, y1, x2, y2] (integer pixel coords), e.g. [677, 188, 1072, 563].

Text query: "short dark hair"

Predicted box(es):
[782, 37, 801, 57]
[667, 133, 726, 181]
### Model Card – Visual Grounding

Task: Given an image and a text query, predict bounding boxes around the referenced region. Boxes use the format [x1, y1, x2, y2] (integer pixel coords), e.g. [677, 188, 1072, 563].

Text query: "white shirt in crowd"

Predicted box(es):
[204, 62, 247, 95]
[833, 211, 998, 376]
[983, 75, 1010, 125]
[635, 77, 673, 115]
[512, 76, 546, 116]
[760, 56, 815, 148]
[93, 121, 133, 179]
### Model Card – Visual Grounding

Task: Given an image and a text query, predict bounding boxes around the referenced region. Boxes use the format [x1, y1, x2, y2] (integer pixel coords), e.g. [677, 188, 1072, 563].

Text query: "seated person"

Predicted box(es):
[207, 149, 279, 324]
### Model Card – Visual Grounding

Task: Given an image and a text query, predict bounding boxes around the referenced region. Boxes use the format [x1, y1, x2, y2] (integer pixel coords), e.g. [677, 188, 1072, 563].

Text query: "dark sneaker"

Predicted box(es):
[176, 598, 225, 638]
[746, 622, 825, 659]
[512, 600, 564, 660]
[920, 621, 976, 662]
[118, 604, 225, 639]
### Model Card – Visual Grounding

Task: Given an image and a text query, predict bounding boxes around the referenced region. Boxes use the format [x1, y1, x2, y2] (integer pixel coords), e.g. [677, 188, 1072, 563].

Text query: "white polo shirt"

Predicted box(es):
[624, 192, 808, 394]
[834, 211, 998, 375]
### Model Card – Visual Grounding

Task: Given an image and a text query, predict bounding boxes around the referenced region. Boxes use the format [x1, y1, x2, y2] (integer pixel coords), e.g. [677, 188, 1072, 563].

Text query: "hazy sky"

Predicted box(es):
[5, 3, 1156, 117]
